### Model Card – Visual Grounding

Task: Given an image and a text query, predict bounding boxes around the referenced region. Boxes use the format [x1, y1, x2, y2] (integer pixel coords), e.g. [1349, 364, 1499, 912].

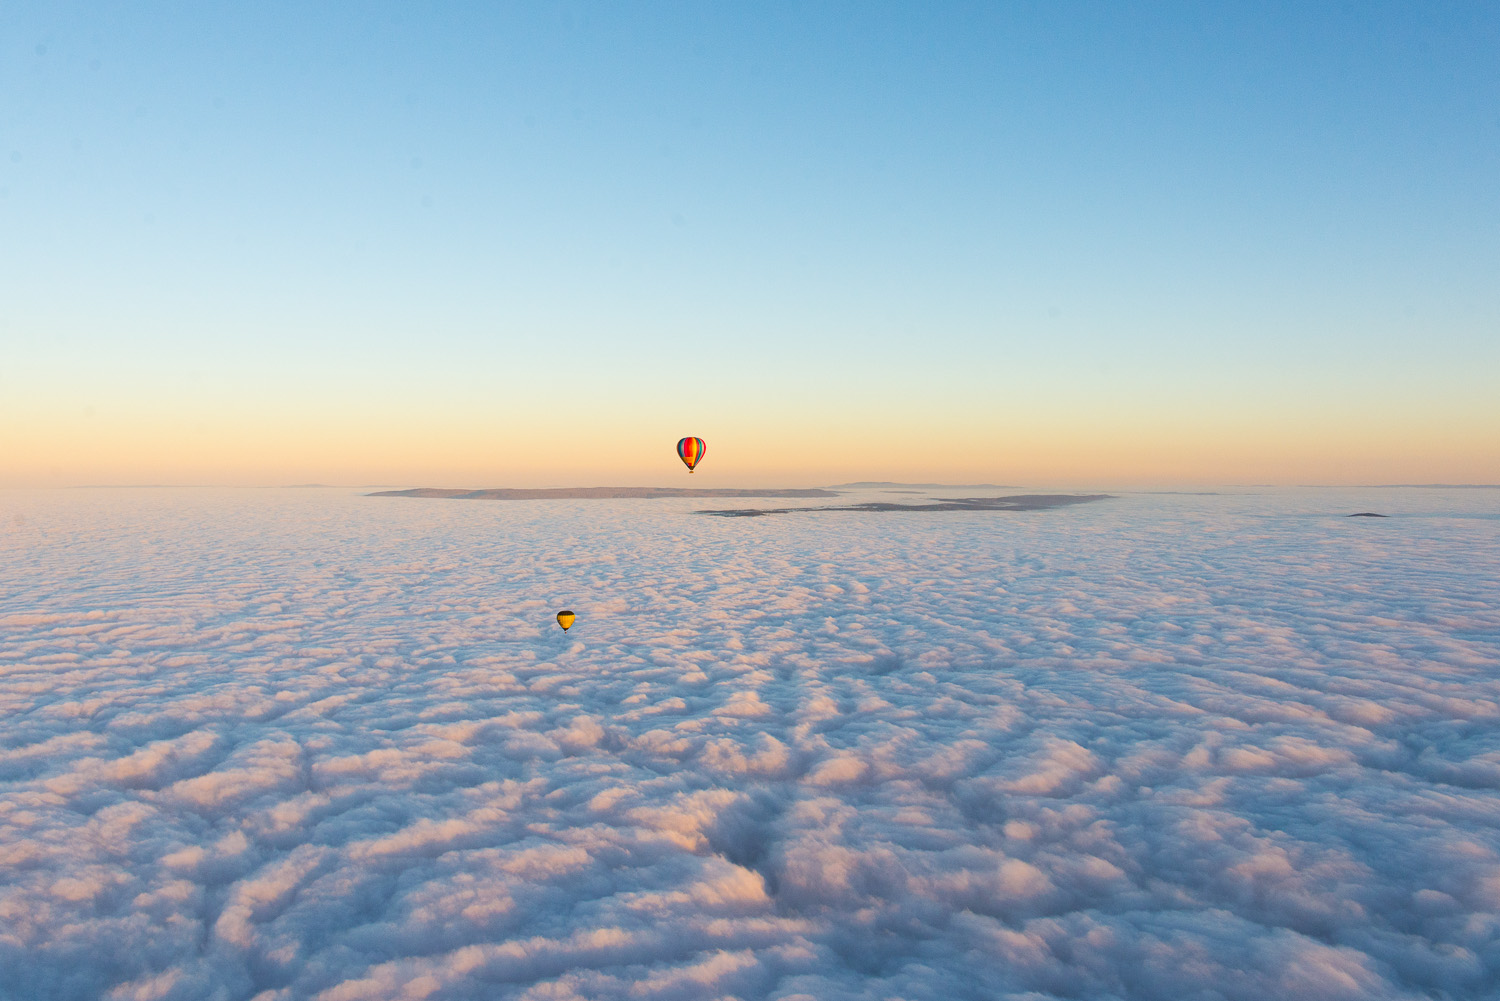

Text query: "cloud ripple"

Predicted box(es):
[1, 486, 1497, 1000]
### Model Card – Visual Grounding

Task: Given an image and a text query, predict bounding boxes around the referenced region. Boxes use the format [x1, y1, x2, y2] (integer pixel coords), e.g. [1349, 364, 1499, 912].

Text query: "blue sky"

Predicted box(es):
[2, 2, 1497, 485]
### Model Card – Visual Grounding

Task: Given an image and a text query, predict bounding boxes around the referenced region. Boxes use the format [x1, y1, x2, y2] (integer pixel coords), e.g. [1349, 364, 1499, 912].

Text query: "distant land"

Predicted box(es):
[830, 481, 1017, 489]
[371, 487, 840, 500]
[698, 494, 1113, 518]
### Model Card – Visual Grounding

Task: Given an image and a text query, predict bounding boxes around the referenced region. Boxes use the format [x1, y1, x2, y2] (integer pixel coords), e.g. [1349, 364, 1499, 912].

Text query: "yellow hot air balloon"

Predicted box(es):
[556, 610, 576, 631]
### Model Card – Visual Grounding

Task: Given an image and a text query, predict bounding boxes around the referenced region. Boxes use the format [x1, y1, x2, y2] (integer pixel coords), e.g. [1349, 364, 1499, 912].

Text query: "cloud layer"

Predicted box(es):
[2, 487, 1498, 1000]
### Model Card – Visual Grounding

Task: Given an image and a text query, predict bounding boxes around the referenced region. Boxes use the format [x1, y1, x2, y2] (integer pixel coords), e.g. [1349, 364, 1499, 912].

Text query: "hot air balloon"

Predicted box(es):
[677, 437, 706, 473]
[556, 610, 575, 631]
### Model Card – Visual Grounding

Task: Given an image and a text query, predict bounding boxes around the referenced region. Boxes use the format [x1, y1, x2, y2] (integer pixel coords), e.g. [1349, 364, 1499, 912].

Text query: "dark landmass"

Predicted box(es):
[1347, 512, 1389, 518]
[831, 481, 1016, 489]
[698, 494, 1113, 518]
[371, 487, 841, 500]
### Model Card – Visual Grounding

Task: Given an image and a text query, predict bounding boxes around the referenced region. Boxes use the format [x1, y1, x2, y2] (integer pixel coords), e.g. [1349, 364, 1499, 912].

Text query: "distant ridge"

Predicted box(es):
[699, 494, 1113, 518]
[371, 487, 840, 500]
[830, 481, 1016, 489]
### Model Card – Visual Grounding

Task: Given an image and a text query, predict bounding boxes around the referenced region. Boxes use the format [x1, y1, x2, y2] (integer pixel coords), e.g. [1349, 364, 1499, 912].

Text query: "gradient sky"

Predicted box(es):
[3, 1, 1497, 487]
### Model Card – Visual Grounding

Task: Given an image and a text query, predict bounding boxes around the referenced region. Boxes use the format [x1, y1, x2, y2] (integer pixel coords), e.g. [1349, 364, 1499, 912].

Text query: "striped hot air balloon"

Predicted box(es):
[676, 437, 706, 473]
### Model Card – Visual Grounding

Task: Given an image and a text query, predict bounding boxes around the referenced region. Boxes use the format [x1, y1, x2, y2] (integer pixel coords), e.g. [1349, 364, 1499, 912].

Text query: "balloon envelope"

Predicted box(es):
[676, 437, 706, 473]
[556, 610, 575, 631]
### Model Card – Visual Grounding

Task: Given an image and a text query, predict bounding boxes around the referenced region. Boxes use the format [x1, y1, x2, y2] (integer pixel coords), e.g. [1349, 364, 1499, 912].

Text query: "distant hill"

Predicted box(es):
[830, 481, 1017, 489]
[370, 487, 840, 500]
[699, 494, 1113, 518]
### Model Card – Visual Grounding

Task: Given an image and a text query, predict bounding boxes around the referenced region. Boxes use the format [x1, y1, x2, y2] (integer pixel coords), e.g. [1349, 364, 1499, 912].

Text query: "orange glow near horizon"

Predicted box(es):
[5, 395, 1496, 488]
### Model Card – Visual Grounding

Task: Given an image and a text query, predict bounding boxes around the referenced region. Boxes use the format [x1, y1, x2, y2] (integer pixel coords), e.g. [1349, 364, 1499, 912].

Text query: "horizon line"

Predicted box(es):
[4, 481, 1497, 491]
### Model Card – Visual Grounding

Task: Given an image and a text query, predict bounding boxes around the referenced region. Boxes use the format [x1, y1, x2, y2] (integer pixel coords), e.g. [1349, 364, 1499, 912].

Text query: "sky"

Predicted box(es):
[2, 487, 1499, 999]
[2, 1, 1498, 487]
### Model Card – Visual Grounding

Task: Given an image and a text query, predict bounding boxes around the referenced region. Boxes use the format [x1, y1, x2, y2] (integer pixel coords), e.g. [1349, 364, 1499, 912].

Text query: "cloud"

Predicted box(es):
[0, 487, 1497, 999]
